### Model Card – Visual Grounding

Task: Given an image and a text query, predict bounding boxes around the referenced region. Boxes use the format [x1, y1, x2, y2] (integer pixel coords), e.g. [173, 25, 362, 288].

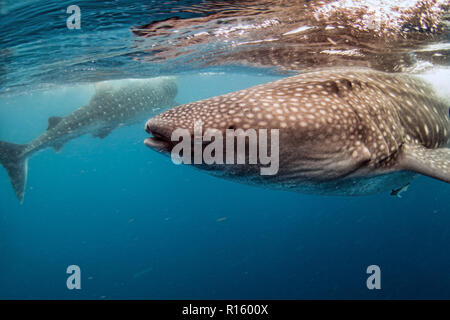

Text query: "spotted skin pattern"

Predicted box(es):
[145, 68, 450, 196]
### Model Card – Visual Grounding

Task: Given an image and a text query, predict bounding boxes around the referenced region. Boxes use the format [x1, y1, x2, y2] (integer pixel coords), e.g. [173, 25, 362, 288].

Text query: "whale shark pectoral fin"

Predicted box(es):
[93, 126, 114, 139]
[399, 144, 450, 183]
[51, 142, 65, 153]
[47, 116, 63, 130]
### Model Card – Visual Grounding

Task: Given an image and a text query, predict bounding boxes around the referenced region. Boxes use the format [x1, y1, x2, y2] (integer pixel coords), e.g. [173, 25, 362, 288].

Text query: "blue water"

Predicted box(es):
[1, 72, 449, 299]
[1, 0, 450, 300]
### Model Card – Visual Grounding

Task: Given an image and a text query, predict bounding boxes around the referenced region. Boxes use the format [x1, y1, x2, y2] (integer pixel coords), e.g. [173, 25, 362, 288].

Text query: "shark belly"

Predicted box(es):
[275, 171, 418, 196]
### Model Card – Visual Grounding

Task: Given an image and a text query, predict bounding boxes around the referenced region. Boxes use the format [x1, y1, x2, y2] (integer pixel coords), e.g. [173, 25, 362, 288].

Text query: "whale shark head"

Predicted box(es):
[145, 71, 367, 181]
[145, 68, 450, 195]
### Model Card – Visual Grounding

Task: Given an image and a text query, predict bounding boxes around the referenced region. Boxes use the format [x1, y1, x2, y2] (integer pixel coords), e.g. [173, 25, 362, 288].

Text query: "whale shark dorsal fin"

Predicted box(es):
[47, 116, 63, 130]
[399, 144, 450, 183]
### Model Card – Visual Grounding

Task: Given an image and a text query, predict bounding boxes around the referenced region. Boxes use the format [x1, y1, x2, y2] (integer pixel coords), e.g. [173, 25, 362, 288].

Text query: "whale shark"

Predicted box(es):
[144, 68, 449, 196]
[0, 76, 178, 202]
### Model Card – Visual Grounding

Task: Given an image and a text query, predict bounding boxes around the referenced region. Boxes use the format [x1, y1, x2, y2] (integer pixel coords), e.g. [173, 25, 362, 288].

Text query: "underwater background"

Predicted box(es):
[0, 0, 449, 299]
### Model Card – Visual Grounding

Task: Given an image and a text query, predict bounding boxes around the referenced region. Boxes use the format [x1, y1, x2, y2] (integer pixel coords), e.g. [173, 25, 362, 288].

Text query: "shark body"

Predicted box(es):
[144, 68, 450, 196]
[0, 76, 178, 202]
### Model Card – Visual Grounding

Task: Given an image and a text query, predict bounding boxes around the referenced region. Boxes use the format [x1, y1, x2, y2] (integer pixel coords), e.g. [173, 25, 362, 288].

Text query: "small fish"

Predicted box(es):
[390, 183, 410, 198]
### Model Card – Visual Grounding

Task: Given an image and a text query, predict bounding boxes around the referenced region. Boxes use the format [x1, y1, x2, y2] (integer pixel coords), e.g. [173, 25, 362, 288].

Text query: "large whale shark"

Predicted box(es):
[144, 68, 449, 196]
[0, 76, 178, 202]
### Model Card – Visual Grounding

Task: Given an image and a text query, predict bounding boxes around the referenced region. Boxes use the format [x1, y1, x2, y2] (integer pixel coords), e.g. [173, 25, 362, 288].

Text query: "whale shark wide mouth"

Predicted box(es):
[144, 123, 174, 153]
[144, 120, 212, 154]
[144, 134, 173, 153]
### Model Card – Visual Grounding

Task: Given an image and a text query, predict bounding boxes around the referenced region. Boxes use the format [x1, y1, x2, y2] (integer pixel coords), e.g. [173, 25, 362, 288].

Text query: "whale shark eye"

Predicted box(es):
[342, 79, 353, 89]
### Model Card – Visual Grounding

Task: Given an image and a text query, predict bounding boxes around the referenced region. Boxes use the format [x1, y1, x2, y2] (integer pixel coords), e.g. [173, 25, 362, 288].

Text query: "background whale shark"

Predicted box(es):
[0, 76, 178, 202]
[145, 68, 450, 196]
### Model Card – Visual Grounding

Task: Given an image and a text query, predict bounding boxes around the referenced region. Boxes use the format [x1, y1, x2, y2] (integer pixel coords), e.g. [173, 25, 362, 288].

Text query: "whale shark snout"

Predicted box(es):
[145, 67, 450, 196]
[144, 120, 175, 153]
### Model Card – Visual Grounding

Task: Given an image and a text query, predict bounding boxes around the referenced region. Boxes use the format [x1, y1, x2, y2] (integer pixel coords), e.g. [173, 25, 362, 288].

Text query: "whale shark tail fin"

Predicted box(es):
[0, 141, 29, 203]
